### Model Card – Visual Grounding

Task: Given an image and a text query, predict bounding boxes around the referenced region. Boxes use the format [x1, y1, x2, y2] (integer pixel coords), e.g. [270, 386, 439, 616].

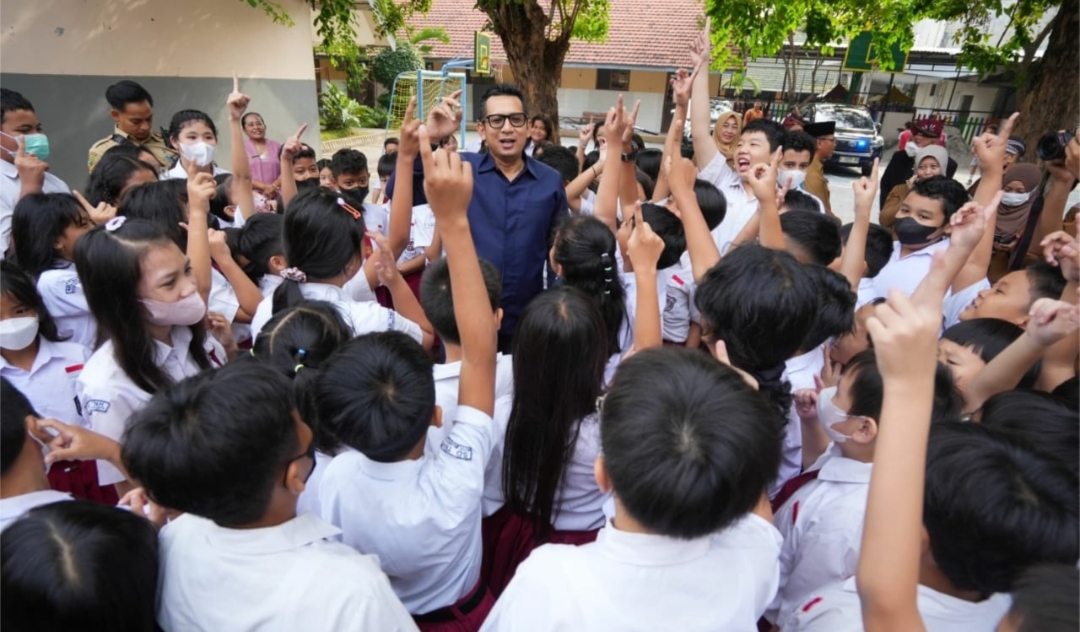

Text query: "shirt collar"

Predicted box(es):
[596, 519, 712, 566]
[786, 346, 825, 376]
[154, 326, 194, 366]
[0, 337, 66, 375]
[898, 236, 951, 260]
[298, 281, 347, 302]
[476, 151, 539, 180]
[0, 490, 72, 521]
[182, 512, 344, 555]
[1, 160, 16, 179]
[352, 448, 424, 481]
[432, 360, 463, 381]
[817, 454, 873, 484]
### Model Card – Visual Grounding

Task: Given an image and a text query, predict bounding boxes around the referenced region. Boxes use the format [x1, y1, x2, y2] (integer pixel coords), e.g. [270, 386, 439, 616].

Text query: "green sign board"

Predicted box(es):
[475, 32, 491, 75]
[842, 32, 908, 73]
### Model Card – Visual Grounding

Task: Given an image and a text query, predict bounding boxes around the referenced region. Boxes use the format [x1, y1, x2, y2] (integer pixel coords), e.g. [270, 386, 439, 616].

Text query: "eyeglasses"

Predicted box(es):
[482, 113, 528, 129]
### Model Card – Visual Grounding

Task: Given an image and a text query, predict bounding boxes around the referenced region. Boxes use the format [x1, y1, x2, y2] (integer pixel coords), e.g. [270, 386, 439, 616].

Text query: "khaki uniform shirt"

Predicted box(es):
[87, 126, 177, 172]
[804, 158, 831, 215]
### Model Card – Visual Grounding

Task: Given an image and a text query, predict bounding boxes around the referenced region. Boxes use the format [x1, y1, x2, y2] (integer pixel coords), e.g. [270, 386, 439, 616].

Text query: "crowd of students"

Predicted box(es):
[0, 19, 1079, 632]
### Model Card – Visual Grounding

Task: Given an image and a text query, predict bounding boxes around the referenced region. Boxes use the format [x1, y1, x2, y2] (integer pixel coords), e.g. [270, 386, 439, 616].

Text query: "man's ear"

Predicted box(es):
[110, 109, 121, 124]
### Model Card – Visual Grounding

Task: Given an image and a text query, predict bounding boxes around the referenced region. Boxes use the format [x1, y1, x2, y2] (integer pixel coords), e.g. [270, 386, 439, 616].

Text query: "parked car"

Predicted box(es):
[801, 103, 883, 176]
[675, 98, 733, 139]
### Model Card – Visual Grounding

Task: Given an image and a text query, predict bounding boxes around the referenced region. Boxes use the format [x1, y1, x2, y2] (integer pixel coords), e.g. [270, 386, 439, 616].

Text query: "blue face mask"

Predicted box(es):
[1, 132, 50, 162]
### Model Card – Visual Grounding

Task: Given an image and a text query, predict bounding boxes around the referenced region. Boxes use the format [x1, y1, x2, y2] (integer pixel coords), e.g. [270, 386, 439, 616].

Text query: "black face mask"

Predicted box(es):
[295, 177, 319, 191]
[894, 217, 942, 245]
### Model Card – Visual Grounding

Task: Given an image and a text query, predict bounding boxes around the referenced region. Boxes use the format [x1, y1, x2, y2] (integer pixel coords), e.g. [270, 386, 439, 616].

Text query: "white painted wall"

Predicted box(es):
[913, 80, 1000, 114]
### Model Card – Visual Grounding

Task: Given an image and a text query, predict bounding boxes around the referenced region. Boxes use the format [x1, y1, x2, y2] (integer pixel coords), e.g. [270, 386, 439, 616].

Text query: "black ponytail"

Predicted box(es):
[553, 215, 626, 354]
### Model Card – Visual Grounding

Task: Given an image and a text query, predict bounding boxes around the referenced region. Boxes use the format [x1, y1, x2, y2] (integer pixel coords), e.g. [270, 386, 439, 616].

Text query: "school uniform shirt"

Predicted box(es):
[553, 414, 607, 531]
[76, 326, 226, 486]
[157, 512, 417, 632]
[480, 514, 783, 632]
[365, 203, 434, 265]
[295, 450, 334, 518]
[770, 348, 825, 497]
[578, 188, 597, 216]
[855, 278, 876, 310]
[662, 265, 701, 343]
[165, 162, 230, 180]
[249, 281, 422, 343]
[872, 238, 951, 299]
[786, 577, 1011, 632]
[209, 268, 241, 324]
[942, 278, 990, 330]
[769, 445, 872, 627]
[0, 490, 73, 532]
[697, 151, 760, 255]
[36, 261, 96, 349]
[318, 405, 496, 615]
[1, 337, 89, 427]
[258, 273, 283, 297]
[0, 160, 70, 257]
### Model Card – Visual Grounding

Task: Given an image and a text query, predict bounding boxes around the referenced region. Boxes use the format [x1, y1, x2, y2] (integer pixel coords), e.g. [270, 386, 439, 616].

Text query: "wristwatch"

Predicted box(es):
[620, 148, 638, 162]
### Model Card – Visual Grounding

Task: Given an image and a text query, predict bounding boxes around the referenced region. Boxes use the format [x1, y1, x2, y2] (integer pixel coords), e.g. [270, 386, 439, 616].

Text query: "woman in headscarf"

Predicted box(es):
[990, 163, 1042, 281]
[879, 145, 948, 228]
[712, 111, 741, 170]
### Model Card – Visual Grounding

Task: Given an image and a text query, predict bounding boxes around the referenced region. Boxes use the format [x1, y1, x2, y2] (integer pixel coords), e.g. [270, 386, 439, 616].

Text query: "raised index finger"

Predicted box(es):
[71, 190, 96, 213]
[870, 156, 880, 182]
[998, 112, 1019, 139]
[293, 123, 308, 139]
[233, 72, 240, 93]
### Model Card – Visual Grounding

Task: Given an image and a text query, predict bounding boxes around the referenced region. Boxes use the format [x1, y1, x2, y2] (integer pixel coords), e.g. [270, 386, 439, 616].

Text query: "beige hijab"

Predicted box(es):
[997, 164, 1043, 238]
[712, 111, 741, 166]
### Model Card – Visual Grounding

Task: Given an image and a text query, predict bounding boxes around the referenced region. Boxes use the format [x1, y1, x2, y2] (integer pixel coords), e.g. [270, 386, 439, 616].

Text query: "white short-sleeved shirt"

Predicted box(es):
[943, 278, 990, 330]
[165, 162, 229, 180]
[0, 160, 71, 257]
[296, 450, 334, 518]
[366, 203, 433, 265]
[480, 514, 783, 632]
[318, 406, 495, 615]
[769, 446, 872, 626]
[872, 238, 951, 299]
[770, 348, 826, 496]
[662, 265, 700, 343]
[258, 273, 283, 297]
[208, 268, 240, 324]
[855, 278, 877, 311]
[76, 326, 226, 486]
[249, 281, 422, 344]
[578, 189, 597, 216]
[697, 152, 760, 255]
[786, 577, 1011, 632]
[0, 490, 72, 532]
[37, 261, 96, 348]
[157, 512, 417, 632]
[1, 337, 89, 426]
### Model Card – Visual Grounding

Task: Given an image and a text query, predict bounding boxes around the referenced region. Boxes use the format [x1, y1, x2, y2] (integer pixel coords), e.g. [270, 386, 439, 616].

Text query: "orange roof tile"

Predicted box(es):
[409, 0, 704, 69]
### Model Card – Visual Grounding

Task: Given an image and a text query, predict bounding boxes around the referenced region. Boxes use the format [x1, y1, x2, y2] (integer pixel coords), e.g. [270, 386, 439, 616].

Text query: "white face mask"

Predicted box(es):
[777, 169, 807, 190]
[180, 141, 216, 168]
[0, 317, 39, 351]
[815, 386, 855, 444]
[905, 142, 919, 157]
[1000, 191, 1032, 207]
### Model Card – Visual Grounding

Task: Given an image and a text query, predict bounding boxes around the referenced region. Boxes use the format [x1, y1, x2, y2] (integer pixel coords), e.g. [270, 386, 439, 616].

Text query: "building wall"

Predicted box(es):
[913, 80, 1000, 115]
[1, 0, 320, 184]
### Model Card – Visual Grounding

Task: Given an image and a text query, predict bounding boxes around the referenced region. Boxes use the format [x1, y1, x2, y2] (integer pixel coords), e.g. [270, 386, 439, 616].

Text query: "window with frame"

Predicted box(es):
[596, 69, 631, 91]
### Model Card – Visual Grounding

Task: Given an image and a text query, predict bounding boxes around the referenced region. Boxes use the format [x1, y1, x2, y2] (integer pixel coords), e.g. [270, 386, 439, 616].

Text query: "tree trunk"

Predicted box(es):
[481, 1, 573, 137]
[1012, 0, 1078, 163]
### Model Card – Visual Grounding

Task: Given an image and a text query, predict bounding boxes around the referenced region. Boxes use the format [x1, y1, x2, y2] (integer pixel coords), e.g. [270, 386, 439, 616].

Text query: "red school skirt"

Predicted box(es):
[47, 459, 119, 505]
[480, 505, 600, 598]
[374, 268, 424, 309]
[413, 578, 495, 632]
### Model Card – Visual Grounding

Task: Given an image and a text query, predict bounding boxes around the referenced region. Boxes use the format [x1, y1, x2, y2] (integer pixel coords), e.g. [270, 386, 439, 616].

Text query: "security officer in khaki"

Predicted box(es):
[87, 80, 177, 173]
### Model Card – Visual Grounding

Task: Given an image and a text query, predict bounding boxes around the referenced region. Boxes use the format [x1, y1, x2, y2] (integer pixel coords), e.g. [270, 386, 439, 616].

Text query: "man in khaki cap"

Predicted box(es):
[87, 80, 176, 172]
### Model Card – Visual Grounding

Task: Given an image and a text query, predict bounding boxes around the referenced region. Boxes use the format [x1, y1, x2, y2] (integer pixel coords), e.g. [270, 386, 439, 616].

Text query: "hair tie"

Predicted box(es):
[600, 251, 613, 273]
[280, 267, 307, 282]
[294, 363, 304, 373]
[104, 216, 127, 232]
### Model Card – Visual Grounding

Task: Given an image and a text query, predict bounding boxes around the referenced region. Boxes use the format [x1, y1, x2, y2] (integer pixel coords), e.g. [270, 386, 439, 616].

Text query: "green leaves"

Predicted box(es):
[371, 41, 424, 88]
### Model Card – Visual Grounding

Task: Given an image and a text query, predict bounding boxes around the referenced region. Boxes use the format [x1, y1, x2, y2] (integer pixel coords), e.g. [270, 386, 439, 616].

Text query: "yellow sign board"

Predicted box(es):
[475, 32, 491, 75]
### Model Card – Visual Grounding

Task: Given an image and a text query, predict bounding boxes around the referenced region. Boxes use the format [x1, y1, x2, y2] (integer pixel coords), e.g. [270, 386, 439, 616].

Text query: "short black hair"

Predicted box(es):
[419, 257, 502, 346]
[781, 130, 815, 157]
[981, 389, 1079, 477]
[801, 265, 856, 351]
[742, 118, 785, 152]
[924, 422, 1079, 594]
[1007, 564, 1079, 632]
[942, 318, 1025, 363]
[317, 158, 331, 172]
[780, 189, 820, 215]
[694, 179, 726, 230]
[11, 193, 91, 279]
[1025, 260, 1067, 304]
[601, 347, 781, 538]
[377, 152, 396, 179]
[384, 137, 399, 150]
[781, 210, 842, 266]
[535, 145, 579, 184]
[167, 109, 217, 142]
[636, 148, 663, 183]
[331, 148, 368, 178]
[640, 203, 686, 269]
[315, 332, 435, 462]
[844, 350, 963, 425]
[0, 88, 34, 124]
[910, 175, 970, 223]
[480, 84, 528, 118]
[121, 362, 302, 527]
[840, 222, 894, 278]
[237, 212, 283, 282]
[105, 80, 153, 111]
[0, 378, 36, 476]
[1, 501, 160, 632]
[0, 260, 65, 343]
[85, 152, 157, 207]
[634, 168, 655, 201]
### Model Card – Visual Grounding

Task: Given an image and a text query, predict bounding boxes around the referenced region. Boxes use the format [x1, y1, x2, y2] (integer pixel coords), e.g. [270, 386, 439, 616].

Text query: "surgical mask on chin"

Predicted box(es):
[0, 316, 39, 350]
[0, 132, 51, 163]
[893, 217, 941, 246]
[1000, 191, 1032, 207]
[816, 386, 855, 444]
[905, 142, 919, 157]
[28, 429, 53, 473]
[140, 292, 207, 327]
[777, 169, 806, 189]
[180, 141, 216, 168]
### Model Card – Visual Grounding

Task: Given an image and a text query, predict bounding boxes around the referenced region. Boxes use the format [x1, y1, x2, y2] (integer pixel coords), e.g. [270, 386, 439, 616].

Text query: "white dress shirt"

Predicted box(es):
[165, 162, 229, 180]
[770, 446, 872, 626]
[480, 514, 783, 631]
[249, 280, 422, 343]
[872, 238, 952, 299]
[697, 152, 760, 255]
[855, 278, 877, 311]
[1, 337, 89, 426]
[662, 263, 701, 343]
[786, 576, 1011, 632]
[0, 490, 72, 531]
[37, 261, 96, 348]
[208, 267, 240, 324]
[770, 347, 826, 496]
[318, 406, 495, 615]
[0, 159, 70, 257]
[157, 512, 417, 632]
[943, 278, 990, 329]
[76, 326, 225, 485]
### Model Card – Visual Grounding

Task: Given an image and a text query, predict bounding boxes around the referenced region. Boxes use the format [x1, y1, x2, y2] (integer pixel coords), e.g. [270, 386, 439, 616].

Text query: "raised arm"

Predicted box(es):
[745, 149, 785, 250]
[227, 75, 257, 222]
[278, 124, 308, 208]
[689, 19, 719, 168]
[1036, 231, 1080, 390]
[908, 197, 996, 308]
[625, 202, 665, 353]
[857, 289, 942, 632]
[593, 99, 627, 233]
[390, 98, 421, 259]
[566, 158, 603, 214]
[419, 125, 495, 416]
[185, 159, 215, 306]
[576, 116, 595, 171]
[618, 101, 644, 216]
[841, 159, 879, 292]
[667, 143, 719, 282]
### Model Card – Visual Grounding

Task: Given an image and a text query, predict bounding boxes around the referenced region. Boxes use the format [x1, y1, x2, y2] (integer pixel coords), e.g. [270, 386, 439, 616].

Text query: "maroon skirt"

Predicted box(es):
[480, 505, 599, 598]
[413, 578, 495, 632]
[47, 459, 119, 505]
[375, 268, 425, 309]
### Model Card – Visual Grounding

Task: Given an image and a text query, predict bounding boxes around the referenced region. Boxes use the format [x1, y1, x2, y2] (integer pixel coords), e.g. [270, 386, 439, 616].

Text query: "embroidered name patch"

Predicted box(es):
[84, 399, 110, 413]
[440, 437, 473, 461]
[64, 278, 80, 295]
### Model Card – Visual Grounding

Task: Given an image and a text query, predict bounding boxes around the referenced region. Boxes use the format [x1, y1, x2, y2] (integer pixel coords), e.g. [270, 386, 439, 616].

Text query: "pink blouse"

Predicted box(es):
[244, 138, 283, 184]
